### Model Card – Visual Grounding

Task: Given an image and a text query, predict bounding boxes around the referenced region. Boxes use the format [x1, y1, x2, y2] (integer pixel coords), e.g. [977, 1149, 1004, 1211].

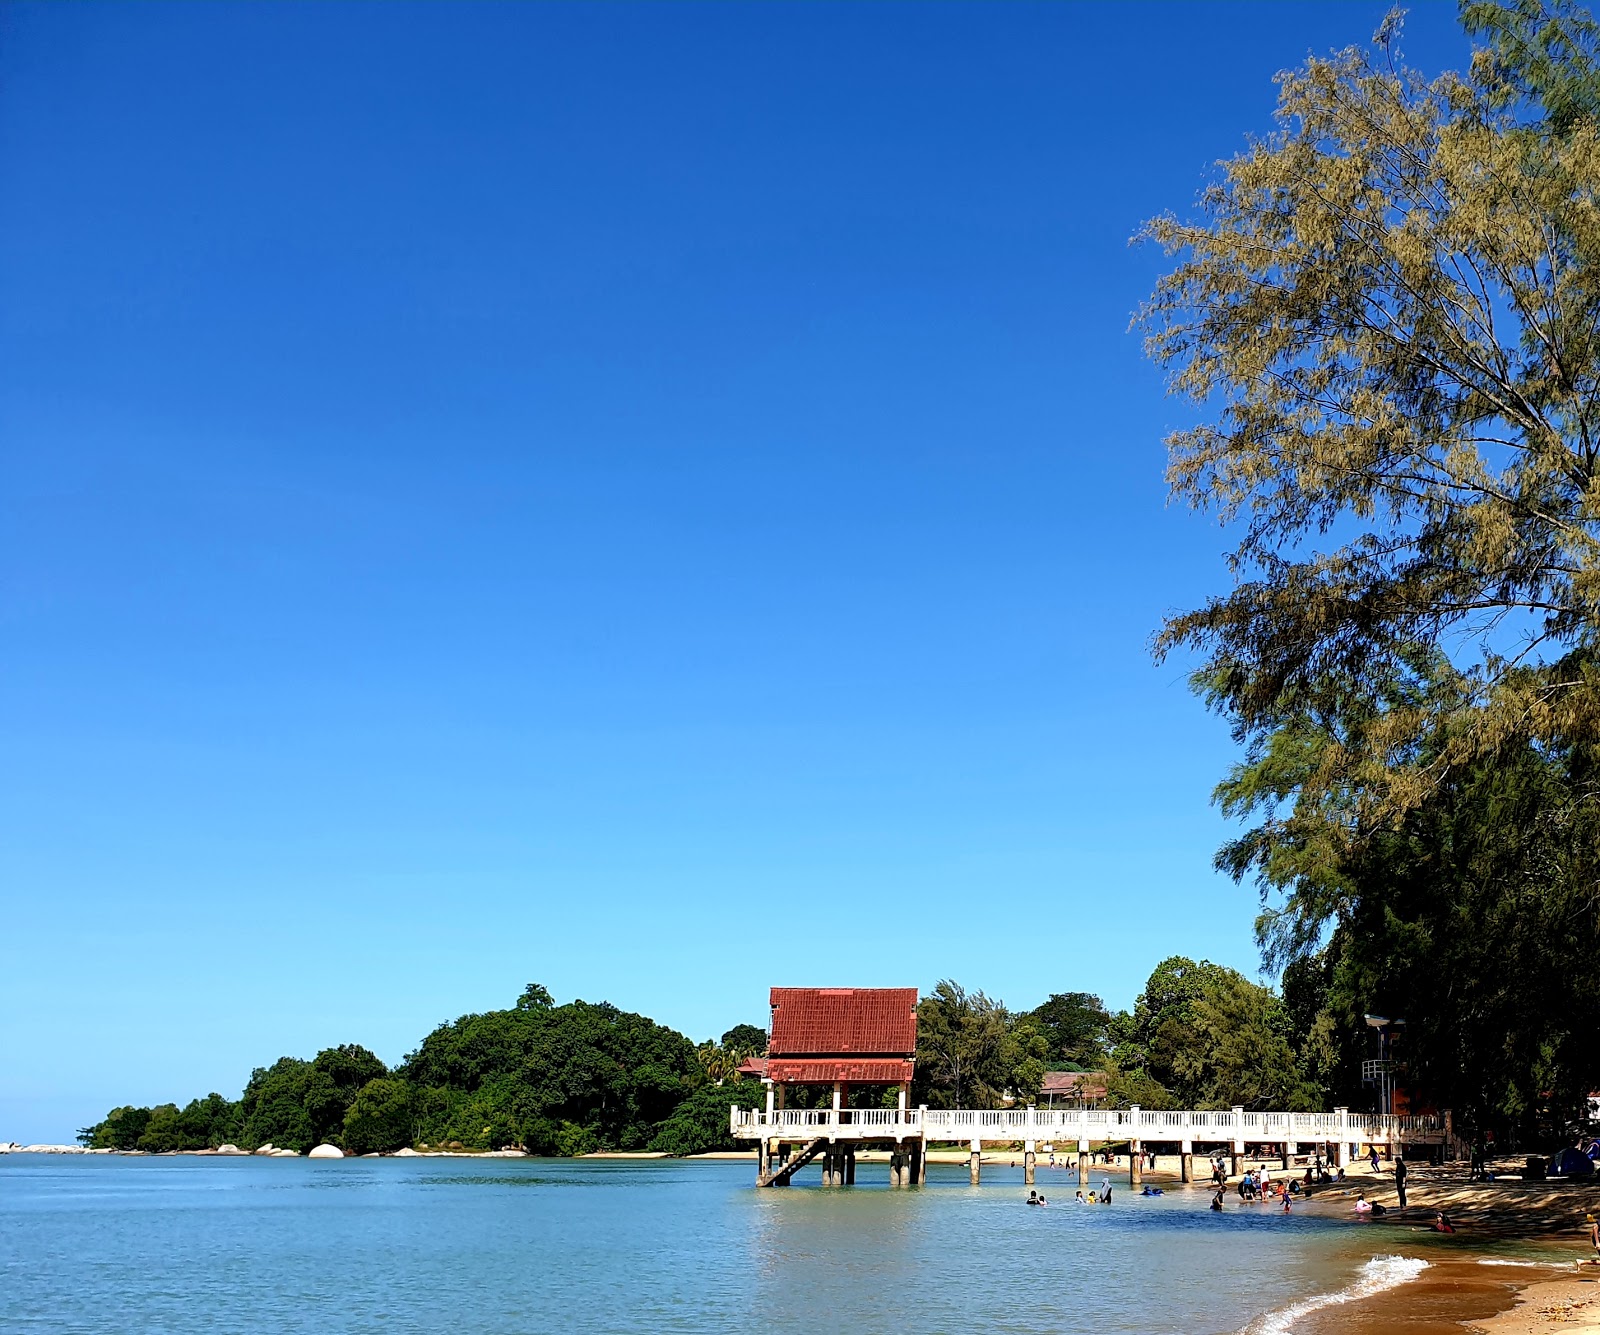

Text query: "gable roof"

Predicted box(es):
[768, 987, 918, 1057]
[1041, 1070, 1107, 1099]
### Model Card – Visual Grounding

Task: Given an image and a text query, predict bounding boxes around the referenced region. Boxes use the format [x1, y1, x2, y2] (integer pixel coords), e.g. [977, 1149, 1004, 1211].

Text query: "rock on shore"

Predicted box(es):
[308, 1144, 343, 1158]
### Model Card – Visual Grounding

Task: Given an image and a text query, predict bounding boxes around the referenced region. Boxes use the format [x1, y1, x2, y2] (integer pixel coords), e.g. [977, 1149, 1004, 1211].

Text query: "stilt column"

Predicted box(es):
[1181, 1139, 1193, 1184]
[1283, 1140, 1296, 1171]
[1078, 1138, 1089, 1186]
[1130, 1140, 1142, 1187]
[969, 1139, 981, 1186]
[1024, 1140, 1036, 1185]
[844, 1148, 855, 1185]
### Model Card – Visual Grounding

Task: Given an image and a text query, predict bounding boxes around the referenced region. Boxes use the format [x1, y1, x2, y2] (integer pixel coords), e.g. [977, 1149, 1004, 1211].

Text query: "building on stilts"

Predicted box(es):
[742, 986, 923, 1188]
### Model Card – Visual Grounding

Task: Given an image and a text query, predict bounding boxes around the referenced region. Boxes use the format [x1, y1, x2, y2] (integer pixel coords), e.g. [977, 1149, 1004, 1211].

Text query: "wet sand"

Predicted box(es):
[1276, 1158, 1600, 1333]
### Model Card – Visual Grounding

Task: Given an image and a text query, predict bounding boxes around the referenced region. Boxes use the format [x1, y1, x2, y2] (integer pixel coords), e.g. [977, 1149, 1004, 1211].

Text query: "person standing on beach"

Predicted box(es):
[1587, 1213, 1598, 1263]
[1394, 1155, 1407, 1209]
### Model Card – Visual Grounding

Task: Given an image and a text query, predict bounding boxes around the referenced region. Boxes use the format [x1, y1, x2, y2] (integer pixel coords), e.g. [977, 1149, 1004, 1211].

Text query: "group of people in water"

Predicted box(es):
[1026, 1178, 1119, 1206]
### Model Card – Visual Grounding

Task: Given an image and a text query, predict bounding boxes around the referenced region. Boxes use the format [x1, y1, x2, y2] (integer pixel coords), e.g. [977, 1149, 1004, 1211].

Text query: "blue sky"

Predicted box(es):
[0, 2, 1471, 1141]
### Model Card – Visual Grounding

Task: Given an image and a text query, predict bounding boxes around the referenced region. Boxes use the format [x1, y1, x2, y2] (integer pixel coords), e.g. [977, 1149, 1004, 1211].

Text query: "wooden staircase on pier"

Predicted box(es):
[759, 1136, 826, 1187]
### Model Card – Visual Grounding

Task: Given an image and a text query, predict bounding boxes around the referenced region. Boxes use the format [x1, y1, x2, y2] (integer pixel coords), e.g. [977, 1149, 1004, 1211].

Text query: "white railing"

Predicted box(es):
[730, 1104, 1446, 1142]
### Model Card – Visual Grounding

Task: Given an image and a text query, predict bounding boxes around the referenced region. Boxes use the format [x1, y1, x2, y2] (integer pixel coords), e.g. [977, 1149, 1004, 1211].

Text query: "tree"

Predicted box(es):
[647, 1082, 743, 1156]
[342, 1078, 416, 1155]
[83, 1105, 151, 1151]
[1221, 692, 1600, 1132]
[719, 1024, 767, 1053]
[1110, 957, 1313, 1110]
[914, 980, 1049, 1108]
[1027, 992, 1111, 1069]
[400, 991, 699, 1151]
[1141, 7, 1600, 837]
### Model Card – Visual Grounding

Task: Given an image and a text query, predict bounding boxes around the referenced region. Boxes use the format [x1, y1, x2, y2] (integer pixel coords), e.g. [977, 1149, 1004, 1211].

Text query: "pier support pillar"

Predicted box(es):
[914, 1138, 926, 1185]
[1231, 1142, 1244, 1178]
[1078, 1139, 1089, 1186]
[969, 1139, 981, 1186]
[758, 1140, 770, 1183]
[1024, 1140, 1036, 1185]
[1130, 1140, 1142, 1187]
[1283, 1140, 1295, 1171]
[844, 1148, 855, 1185]
[890, 1146, 904, 1187]
[1180, 1145, 1194, 1184]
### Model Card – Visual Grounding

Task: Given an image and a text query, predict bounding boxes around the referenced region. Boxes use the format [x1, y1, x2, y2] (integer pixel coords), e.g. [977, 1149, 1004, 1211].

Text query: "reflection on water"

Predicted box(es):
[0, 1155, 1499, 1334]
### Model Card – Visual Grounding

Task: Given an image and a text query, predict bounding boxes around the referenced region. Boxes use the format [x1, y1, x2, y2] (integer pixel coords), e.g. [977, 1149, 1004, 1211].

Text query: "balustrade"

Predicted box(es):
[731, 1104, 1444, 1141]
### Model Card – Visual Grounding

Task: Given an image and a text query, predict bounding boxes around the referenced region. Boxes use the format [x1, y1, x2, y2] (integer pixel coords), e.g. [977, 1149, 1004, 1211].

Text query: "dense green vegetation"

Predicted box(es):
[77, 964, 1345, 1156]
[80, 987, 751, 1156]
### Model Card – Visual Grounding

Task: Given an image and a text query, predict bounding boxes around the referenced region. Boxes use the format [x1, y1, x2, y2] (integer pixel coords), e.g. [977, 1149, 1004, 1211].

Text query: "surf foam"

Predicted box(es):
[1241, 1255, 1430, 1334]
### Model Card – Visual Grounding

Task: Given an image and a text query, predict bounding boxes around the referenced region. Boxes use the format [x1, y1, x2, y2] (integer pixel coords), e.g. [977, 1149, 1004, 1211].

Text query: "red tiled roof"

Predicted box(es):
[768, 987, 918, 1057]
[736, 1056, 768, 1078]
[766, 1058, 915, 1084]
[1041, 1070, 1107, 1098]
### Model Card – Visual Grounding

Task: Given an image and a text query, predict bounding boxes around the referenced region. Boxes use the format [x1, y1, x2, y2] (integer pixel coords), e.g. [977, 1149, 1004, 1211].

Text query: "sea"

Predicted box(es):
[0, 1154, 1571, 1334]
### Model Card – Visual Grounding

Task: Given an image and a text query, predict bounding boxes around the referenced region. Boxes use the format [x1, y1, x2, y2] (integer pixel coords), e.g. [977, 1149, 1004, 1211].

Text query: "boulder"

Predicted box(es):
[215, 1144, 246, 1156]
[253, 1144, 276, 1156]
[308, 1144, 343, 1159]
[393, 1147, 421, 1157]
[269, 1148, 300, 1157]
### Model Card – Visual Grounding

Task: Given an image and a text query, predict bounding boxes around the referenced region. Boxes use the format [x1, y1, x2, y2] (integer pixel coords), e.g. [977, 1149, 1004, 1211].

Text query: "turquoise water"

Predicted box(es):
[0, 1155, 1445, 1333]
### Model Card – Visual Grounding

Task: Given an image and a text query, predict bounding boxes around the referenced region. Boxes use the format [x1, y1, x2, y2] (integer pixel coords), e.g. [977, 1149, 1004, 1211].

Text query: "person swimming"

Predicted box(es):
[1026, 1191, 1039, 1206]
[1432, 1211, 1455, 1234]
[1210, 1188, 1225, 1212]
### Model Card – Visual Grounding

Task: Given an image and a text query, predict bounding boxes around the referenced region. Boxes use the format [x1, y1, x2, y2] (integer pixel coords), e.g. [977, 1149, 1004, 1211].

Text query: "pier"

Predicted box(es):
[731, 1103, 1451, 1187]
[739, 984, 1450, 1188]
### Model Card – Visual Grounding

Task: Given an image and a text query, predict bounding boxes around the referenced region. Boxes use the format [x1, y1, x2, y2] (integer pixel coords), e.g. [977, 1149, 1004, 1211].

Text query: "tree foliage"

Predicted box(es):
[646, 1082, 744, 1155]
[913, 980, 1048, 1108]
[1026, 992, 1111, 1069]
[1142, 5, 1600, 834]
[1140, 0, 1600, 1140]
[1109, 957, 1314, 1111]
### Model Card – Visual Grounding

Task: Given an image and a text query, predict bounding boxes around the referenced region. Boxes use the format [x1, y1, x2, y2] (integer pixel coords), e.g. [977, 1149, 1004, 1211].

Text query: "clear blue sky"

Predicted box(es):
[0, 2, 1470, 1141]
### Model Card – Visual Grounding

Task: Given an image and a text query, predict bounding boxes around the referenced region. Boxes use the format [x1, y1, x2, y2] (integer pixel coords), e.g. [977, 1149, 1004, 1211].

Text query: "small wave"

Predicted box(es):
[1475, 1258, 1560, 1268]
[1240, 1255, 1429, 1334]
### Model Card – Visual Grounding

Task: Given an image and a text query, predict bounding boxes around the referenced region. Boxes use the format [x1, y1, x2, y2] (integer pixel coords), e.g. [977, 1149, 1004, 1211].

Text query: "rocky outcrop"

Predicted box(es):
[308, 1144, 343, 1159]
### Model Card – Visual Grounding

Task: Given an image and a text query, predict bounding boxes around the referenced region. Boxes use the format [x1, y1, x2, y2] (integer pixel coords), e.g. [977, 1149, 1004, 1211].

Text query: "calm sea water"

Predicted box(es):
[0, 1155, 1494, 1334]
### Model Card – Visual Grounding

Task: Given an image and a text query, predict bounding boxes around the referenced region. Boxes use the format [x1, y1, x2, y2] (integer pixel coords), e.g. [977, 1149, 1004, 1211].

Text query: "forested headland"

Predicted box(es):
[81, 947, 1539, 1158]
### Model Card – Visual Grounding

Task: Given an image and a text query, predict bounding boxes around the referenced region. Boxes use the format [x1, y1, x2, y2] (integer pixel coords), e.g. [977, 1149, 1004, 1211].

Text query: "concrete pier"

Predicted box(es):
[733, 1103, 1449, 1188]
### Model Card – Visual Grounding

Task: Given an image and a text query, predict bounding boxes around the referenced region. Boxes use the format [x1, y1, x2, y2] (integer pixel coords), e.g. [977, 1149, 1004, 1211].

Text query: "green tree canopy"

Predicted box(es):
[1110, 957, 1313, 1110]
[1027, 992, 1111, 1069]
[1142, 5, 1600, 836]
[914, 980, 1048, 1109]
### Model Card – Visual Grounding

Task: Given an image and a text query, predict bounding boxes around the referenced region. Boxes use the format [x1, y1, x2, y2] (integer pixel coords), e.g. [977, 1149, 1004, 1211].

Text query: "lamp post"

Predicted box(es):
[1363, 1015, 1406, 1115]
